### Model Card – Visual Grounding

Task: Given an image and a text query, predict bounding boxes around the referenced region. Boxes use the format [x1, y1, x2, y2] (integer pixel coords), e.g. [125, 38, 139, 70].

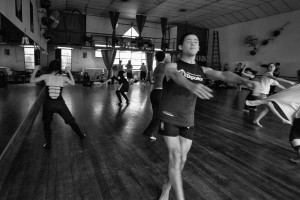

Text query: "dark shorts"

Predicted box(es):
[289, 118, 300, 151]
[159, 121, 194, 140]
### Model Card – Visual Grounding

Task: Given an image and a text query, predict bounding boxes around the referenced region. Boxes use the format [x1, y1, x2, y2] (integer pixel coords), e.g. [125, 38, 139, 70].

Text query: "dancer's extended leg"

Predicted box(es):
[253, 106, 269, 127]
[267, 102, 292, 125]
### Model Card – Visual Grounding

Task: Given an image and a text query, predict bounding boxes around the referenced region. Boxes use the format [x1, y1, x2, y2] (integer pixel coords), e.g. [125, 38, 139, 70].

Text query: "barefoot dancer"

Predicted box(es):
[247, 83, 300, 163]
[158, 32, 260, 200]
[252, 63, 295, 127]
[30, 60, 86, 150]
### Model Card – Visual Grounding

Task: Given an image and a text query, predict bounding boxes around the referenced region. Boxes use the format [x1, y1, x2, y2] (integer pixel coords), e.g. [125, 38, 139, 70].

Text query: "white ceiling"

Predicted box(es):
[49, 0, 300, 29]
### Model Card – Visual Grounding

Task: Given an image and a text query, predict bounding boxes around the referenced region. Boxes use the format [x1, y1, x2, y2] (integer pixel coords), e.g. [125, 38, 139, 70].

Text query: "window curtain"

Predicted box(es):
[101, 50, 116, 79]
[160, 18, 167, 51]
[145, 52, 154, 82]
[136, 15, 147, 36]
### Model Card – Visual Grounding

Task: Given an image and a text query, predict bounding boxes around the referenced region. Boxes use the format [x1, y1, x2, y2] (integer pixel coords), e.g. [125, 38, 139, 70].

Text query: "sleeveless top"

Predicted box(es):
[159, 59, 206, 127]
[153, 62, 166, 89]
[260, 72, 279, 94]
[45, 74, 64, 100]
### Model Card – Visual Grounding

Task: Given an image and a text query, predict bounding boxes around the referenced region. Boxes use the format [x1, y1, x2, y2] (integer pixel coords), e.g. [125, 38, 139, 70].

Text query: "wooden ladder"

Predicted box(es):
[211, 31, 221, 70]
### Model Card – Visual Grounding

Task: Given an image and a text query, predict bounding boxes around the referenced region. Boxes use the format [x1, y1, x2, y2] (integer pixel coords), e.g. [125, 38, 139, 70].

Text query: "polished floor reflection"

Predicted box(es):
[0, 84, 43, 154]
[0, 83, 299, 200]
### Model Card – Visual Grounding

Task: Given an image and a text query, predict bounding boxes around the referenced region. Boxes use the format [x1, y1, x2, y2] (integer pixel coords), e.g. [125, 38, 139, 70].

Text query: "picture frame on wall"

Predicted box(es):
[15, 0, 22, 22]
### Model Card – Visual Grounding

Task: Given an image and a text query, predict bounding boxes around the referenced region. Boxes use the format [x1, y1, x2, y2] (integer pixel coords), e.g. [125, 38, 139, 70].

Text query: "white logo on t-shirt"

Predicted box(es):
[178, 69, 203, 81]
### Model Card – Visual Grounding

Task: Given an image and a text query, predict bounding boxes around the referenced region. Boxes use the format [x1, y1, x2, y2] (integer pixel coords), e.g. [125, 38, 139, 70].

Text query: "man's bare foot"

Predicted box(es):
[282, 119, 292, 125]
[159, 183, 171, 200]
[253, 120, 263, 127]
[289, 158, 300, 163]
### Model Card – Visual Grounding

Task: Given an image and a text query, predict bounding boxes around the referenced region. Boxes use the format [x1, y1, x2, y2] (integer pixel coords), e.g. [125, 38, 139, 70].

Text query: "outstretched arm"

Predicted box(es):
[64, 67, 75, 85]
[266, 74, 295, 85]
[266, 102, 292, 125]
[30, 65, 46, 83]
[118, 83, 123, 90]
[165, 63, 213, 100]
[203, 67, 261, 95]
[277, 84, 286, 90]
[241, 66, 255, 79]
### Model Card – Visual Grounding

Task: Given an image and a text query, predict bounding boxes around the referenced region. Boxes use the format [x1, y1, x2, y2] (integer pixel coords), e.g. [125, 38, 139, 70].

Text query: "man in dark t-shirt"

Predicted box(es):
[158, 33, 261, 200]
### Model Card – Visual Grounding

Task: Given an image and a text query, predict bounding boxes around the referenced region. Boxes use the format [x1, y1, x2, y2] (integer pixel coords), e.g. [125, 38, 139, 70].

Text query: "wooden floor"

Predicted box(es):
[0, 84, 43, 154]
[0, 83, 299, 200]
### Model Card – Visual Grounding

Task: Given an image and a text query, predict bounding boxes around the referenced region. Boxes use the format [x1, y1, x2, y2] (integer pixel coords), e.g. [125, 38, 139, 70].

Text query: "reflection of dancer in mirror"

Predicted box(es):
[158, 33, 261, 200]
[102, 71, 129, 106]
[247, 69, 300, 163]
[252, 63, 295, 127]
[30, 60, 86, 150]
[142, 51, 167, 141]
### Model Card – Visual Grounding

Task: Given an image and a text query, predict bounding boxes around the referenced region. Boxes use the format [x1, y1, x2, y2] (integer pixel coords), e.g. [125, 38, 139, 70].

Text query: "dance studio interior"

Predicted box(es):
[1, 0, 300, 199]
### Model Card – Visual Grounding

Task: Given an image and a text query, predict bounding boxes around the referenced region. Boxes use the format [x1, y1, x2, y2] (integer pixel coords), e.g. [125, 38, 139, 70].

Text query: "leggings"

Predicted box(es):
[116, 90, 129, 103]
[42, 98, 83, 144]
[143, 89, 162, 136]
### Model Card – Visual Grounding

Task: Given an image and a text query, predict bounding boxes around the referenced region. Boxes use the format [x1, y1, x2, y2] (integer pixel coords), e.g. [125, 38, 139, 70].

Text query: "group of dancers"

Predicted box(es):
[30, 32, 300, 200]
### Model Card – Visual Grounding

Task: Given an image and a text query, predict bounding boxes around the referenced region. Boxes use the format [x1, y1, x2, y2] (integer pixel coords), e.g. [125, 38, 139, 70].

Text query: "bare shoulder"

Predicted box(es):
[39, 74, 49, 80]
[62, 75, 70, 81]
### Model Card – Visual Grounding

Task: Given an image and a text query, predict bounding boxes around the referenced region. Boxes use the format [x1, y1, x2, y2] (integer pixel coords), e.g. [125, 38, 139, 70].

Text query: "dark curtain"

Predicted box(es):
[146, 52, 154, 82]
[34, 49, 41, 65]
[101, 50, 116, 79]
[109, 11, 119, 47]
[50, 12, 85, 45]
[160, 18, 167, 50]
[136, 15, 147, 36]
[55, 49, 61, 66]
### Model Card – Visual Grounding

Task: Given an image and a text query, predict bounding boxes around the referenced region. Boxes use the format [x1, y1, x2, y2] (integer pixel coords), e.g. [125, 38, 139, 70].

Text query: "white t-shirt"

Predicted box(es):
[260, 72, 279, 94]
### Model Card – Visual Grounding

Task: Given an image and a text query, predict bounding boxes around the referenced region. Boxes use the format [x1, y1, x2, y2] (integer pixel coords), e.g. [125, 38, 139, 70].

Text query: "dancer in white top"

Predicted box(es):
[252, 63, 295, 127]
[247, 69, 300, 163]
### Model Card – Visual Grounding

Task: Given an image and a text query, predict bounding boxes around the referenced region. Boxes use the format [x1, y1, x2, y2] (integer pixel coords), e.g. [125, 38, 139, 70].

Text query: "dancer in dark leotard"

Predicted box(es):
[30, 60, 86, 150]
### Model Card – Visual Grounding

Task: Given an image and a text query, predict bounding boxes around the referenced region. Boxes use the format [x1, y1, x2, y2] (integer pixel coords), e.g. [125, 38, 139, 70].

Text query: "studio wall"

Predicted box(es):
[208, 10, 300, 77]
[0, 45, 25, 70]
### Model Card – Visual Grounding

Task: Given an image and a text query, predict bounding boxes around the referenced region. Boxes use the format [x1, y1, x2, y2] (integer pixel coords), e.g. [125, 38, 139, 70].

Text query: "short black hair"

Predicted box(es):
[117, 70, 125, 77]
[178, 32, 197, 46]
[49, 60, 62, 74]
[275, 62, 280, 66]
[155, 51, 165, 62]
